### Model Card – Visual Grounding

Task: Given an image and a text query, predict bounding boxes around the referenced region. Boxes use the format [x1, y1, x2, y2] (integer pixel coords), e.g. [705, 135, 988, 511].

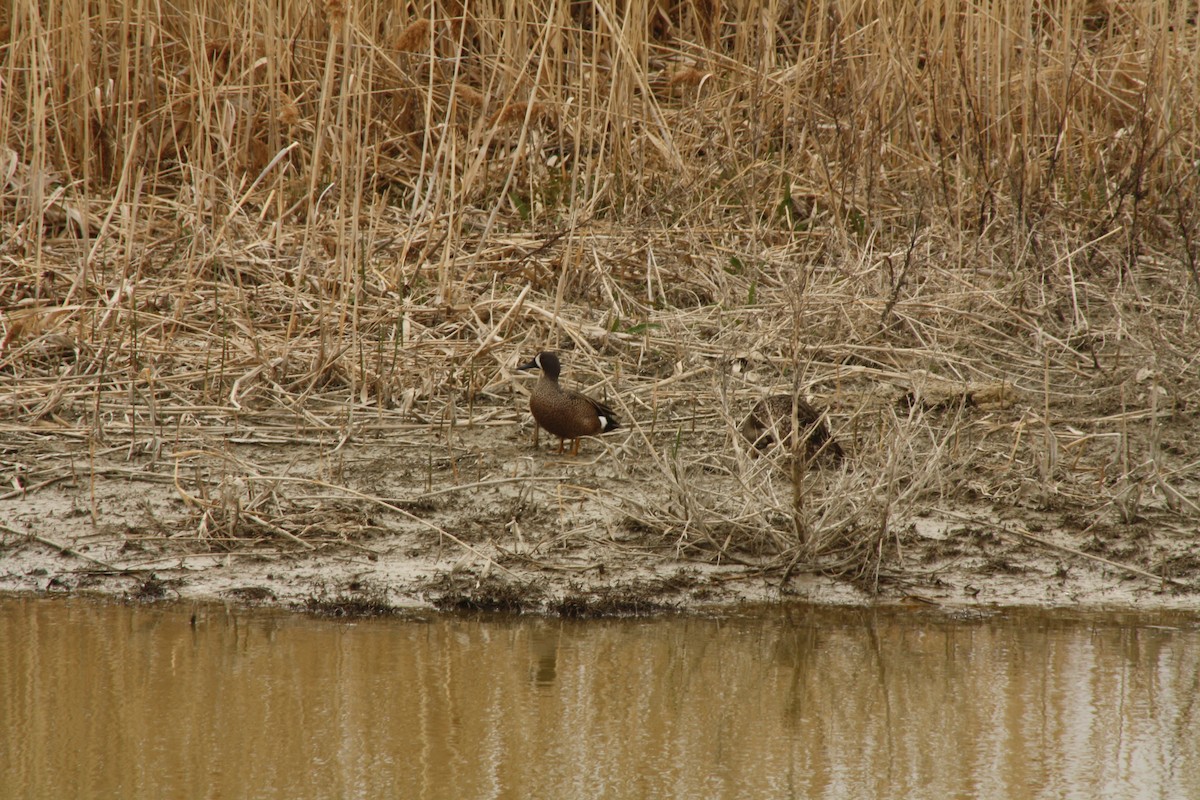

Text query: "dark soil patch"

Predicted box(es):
[302, 581, 398, 617]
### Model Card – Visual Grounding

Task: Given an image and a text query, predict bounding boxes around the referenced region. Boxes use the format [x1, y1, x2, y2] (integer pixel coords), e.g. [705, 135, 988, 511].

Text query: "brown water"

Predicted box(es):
[1, 598, 1197, 799]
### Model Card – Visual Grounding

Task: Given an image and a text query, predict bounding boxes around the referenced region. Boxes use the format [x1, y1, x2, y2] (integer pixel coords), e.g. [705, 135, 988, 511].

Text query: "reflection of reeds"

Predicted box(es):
[2, 1, 1198, 586]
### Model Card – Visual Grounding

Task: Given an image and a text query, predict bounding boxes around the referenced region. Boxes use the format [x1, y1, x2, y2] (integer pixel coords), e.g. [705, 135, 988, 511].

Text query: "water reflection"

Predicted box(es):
[1, 598, 1197, 798]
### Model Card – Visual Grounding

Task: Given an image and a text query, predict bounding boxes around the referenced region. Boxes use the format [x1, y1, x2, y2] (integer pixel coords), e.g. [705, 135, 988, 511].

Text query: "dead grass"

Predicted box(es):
[2, 1, 1198, 596]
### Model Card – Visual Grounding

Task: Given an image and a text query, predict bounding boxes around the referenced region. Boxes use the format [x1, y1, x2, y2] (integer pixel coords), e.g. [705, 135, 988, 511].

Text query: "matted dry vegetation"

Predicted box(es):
[2, 0, 1199, 611]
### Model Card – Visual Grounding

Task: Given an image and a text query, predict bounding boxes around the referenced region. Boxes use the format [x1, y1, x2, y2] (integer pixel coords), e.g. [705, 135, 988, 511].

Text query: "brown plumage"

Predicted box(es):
[740, 394, 843, 463]
[518, 351, 620, 456]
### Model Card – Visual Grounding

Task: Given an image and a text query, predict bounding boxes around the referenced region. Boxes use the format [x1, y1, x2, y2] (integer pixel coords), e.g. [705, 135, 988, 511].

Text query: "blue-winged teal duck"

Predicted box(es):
[518, 351, 620, 455]
[741, 394, 843, 463]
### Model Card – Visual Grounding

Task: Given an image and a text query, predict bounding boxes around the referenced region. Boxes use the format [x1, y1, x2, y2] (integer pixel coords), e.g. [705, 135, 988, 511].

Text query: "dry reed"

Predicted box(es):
[2, 0, 1198, 591]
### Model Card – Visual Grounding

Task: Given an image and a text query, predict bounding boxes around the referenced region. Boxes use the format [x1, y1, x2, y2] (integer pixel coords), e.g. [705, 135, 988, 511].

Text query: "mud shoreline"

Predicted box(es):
[4, 425, 1197, 617]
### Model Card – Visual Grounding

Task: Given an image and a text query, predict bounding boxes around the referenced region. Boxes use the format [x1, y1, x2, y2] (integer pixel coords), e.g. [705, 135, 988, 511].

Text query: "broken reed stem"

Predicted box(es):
[940, 511, 1187, 588]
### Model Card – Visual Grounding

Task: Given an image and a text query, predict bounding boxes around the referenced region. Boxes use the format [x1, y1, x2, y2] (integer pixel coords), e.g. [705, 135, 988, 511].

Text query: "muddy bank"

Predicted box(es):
[4, 411, 1198, 617]
[5, 0, 1200, 621]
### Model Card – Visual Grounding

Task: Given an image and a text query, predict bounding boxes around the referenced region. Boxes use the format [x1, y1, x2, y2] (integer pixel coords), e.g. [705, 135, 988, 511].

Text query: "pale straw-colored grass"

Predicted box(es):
[2, 1, 1198, 587]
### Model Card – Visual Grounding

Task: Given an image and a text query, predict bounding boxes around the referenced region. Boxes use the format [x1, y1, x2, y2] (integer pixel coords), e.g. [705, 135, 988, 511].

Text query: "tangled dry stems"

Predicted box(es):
[2, 1, 1198, 590]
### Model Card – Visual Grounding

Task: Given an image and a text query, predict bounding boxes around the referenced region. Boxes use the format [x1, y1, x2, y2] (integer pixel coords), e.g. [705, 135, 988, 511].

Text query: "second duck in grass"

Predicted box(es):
[741, 394, 844, 465]
[518, 351, 620, 456]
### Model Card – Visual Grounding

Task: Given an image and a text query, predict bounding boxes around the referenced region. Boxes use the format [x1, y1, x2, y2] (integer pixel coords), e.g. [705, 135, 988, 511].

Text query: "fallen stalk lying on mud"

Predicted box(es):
[940, 511, 1189, 589]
